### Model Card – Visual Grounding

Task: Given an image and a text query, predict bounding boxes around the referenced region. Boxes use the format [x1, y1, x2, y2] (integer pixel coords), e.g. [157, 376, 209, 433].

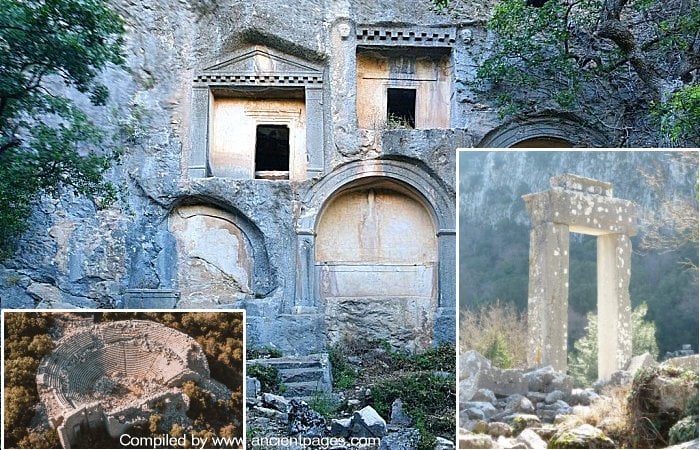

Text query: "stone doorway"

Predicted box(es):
[522, 174, 637, 380]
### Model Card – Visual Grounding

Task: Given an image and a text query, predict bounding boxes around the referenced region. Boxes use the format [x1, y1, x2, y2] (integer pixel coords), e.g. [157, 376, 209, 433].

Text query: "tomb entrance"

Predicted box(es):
[522, 174, 637, 380]
[316, 179, 438, 351]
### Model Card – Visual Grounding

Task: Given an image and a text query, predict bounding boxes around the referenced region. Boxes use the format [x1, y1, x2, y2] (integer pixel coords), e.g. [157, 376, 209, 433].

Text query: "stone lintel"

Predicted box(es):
[523, 190, 637, 236]
[550, 174, 613, 197]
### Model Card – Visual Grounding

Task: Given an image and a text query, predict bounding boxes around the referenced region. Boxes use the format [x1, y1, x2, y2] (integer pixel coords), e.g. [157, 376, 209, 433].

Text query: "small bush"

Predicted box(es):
[247, 364, 284, 394]
[669, 416, 699, 445]
[308, 391, 340, 419]
[247, 347, 283, 359]
[328, 346, 356, 390]
[371, 372, 454, 450]
[460, 302, 527, 368]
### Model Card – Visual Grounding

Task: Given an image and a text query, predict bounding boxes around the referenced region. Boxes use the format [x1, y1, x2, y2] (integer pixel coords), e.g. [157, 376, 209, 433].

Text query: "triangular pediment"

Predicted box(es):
[201, 46, 323, 76]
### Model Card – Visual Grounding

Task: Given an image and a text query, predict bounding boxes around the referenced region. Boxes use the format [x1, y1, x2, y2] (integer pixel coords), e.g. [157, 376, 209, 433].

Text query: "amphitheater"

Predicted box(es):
[36, 319, 230, 448]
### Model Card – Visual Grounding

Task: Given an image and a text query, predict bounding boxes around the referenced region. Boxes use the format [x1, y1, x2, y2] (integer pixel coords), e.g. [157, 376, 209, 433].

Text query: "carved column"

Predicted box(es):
[597, 233, 633, 380]
[188, 87, 209, 178]
[527, 222, 570, 372]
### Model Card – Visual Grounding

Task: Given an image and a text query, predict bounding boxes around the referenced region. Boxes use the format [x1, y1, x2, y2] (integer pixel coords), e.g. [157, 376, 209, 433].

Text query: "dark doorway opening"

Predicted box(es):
[255, 125, 289, 179]
[387, 88, 416, 128]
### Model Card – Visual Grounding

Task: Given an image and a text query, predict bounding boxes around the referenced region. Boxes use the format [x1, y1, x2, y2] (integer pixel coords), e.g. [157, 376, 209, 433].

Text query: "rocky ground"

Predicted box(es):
[457, 351, 699, 449]
[246, 343, 456, 450]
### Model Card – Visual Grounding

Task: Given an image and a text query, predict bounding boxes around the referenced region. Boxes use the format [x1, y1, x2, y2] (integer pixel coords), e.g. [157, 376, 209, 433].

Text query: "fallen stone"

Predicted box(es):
[459, 351, 493, 401]
[526, 392, 547, 404]
[505, 394, 535, 414]
[503, 414, 541, 434]
[253, 406, 288, 422]
[668, 438, 700, 449]
[569, 388, 599, 406]
[378, 427, 420, 450]
[544, 390, 564, 404]
[496, 435, 527, 449]
[516, 428, 547, 449]
[247, 377, 261, 399]
[472, 388, 497, 404]
[464, 401, 498, 420]
[263, 392, 290, 412]
[350, 405, 387, 438]
[487, 421, 512, 437]
[433, 436, 455, 450]
[549, 424, 615, 449]
[458, 433, 495, 449]
[287, 399, 325, 437]
[523, 366, 573, 395]
[329, 418, 351, 438]
[391, 398, 412, 426]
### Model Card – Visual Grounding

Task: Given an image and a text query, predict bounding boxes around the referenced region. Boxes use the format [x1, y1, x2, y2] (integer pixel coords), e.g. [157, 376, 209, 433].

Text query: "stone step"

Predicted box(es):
[247, 353, 332, 398]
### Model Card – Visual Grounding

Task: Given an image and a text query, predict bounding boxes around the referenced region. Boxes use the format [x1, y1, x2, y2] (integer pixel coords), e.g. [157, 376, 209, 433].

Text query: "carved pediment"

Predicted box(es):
[196, 46, 324, 86]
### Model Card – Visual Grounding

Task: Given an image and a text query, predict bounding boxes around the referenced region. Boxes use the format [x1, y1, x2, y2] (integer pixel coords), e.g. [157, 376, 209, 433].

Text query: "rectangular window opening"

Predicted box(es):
[255, 124, 290, 180]
[387, 88, 416, 129]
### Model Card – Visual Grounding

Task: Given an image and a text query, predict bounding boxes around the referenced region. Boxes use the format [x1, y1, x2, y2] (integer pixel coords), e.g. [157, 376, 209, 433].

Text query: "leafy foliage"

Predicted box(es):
[568, 303, 659, 386]
[0, 0, 125, 258]
[469, 0, 700, 145]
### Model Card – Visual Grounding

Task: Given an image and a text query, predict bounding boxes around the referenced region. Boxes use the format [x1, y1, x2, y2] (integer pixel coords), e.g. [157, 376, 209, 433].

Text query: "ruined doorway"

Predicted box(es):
[315, 180, 438, 351]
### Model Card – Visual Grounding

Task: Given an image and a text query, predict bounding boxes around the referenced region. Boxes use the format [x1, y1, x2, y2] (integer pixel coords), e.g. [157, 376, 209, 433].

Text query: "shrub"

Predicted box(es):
[568, 303, 659, 387]
[248, 364, 284, 394]
[669, 416, 699, 445]
[328, 346, 356, 390]
[460, 302, 527, 368]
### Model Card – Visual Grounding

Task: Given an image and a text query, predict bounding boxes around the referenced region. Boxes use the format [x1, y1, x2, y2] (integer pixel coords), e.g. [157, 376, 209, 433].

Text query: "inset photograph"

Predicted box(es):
[457, 150, 698, 449]
[2, 310, 244, 449]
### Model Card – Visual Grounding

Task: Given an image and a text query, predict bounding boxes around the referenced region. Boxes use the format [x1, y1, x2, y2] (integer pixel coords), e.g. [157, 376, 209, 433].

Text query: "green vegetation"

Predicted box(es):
[308, 391, 341, 419]
[0, 0, 126, 258]
[461, 0, 700, 145]
[460, 302, 527, 368]
[669, 416, 699, 445]
[372, 372, 454, 450]
[247, 347, 284, 359]
[3, 312, 60, 448]
[328, 345, 356, 389]
[248, 364, 285, 395]
[568, 303, 659, 387]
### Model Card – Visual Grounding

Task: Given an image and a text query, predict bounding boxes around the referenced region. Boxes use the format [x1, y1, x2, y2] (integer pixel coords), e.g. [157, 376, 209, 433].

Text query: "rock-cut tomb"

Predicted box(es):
[36, 319, 231, 448]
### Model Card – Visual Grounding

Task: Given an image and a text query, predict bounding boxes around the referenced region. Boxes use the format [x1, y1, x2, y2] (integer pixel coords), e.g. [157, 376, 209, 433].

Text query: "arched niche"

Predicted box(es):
[477, 115, 606, 148]
[169, 202, 275, 307]
[315, 179, 439, 350]
[293, 159, 456, 350]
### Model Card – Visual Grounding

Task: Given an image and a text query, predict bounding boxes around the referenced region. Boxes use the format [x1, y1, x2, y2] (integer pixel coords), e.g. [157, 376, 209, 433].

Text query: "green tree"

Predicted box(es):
[440, 0, 700, 146]
[568, 303, 659, 386]
[0, 0, 125, 258]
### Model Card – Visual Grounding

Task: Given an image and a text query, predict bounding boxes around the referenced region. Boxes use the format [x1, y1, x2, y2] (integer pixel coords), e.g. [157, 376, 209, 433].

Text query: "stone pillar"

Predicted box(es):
[293, 230, 316, 312]
[305, 86, 325, 178]
[597, 233, 633, 380]
[434, 229, 456, 343]
[527, 222, 570, 372]
[188, 87, 210, 178]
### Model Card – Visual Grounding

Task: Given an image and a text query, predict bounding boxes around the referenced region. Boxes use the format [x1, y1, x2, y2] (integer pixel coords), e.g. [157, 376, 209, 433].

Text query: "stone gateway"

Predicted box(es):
[522, 175, 638, 380]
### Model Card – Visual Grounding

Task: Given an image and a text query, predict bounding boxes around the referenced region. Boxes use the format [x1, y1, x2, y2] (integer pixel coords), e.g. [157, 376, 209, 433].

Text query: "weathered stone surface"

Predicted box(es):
[378, 428, 421, 450]
[472, 388, 497, 404]
[524, 366, 573, 396]
[568, 388, 599, 406]
[487, 421, 512, 437]
[287, 399, 326, 438]
[516, 428, 547, 449]
[626, 352, 657, 375]
[329, 418, 351, 438]
[350, 406, 387, 438]
[390, 398, 413, 426]
[458, 433, 496, 449]
[262, 393, 290, 412]
[544, 390, 564, 404]
[668, 438, 700, 449]
[433, 436, 455, 450]
[246, 377, 261, 399]
[549, 424, 615, 449]
[504, 394, 536, 414]
[663, 355, 700, 373]
[463, 402, 498, 421]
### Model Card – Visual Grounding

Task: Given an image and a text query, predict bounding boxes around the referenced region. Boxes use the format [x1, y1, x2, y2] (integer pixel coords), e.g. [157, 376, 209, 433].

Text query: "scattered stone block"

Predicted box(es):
[487, 421, 513, 437]
[329, 418, 351, 438]
[350, 405, 387, 438]
[544, 390, 564, 404]
[516, 428, 547, 449]
[523, 366, 573, 396]
[472, 388, 497, 404]
[391, 398, 412, 426]
[433, 436, 455, 450]
[458, 433, 496, 449]
[262, 392, 290, 412]
[246, 377, 260, 399]
[626, 352, 657, 375]
[662, 354, 699, 373]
